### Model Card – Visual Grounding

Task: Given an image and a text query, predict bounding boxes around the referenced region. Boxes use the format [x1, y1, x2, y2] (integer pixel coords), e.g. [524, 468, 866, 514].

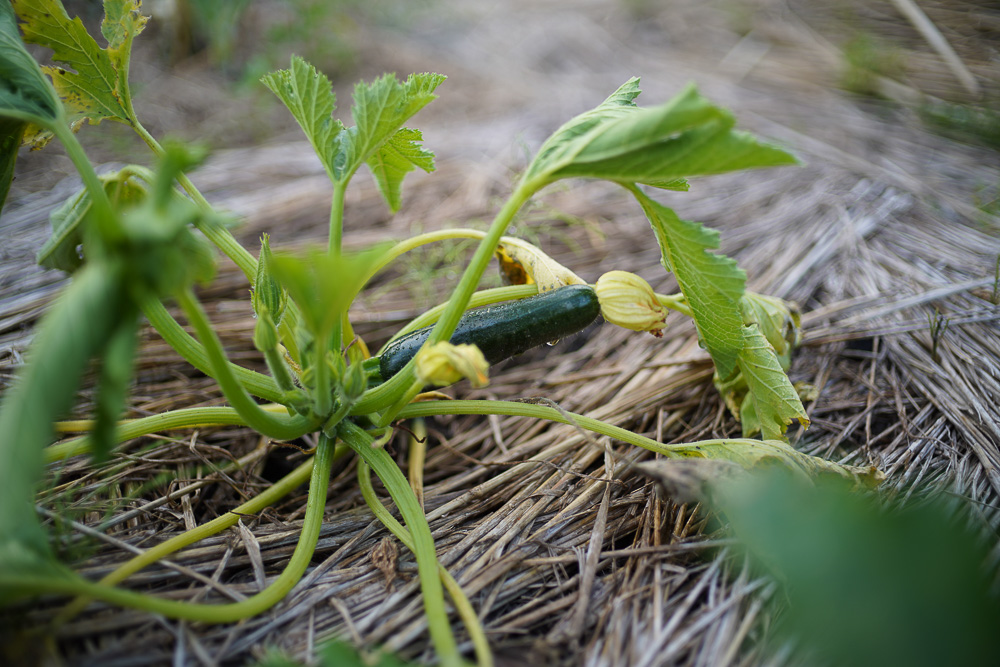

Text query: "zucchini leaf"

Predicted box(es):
[365, 126, 435, 213]
[335, 72, 445, 183]
[263, 59, 444, 210]
[0, 1, 62, 205]
[652, 438, 882, 489]
[12, 0, 146, 146]
[37, 169, 148, 272]
[522, 79, 796, 190]
[734, 324, 809, 440]
[632, 188, 745, 379]
[269, 244, 391, 345]
[260, 56, 344, 180]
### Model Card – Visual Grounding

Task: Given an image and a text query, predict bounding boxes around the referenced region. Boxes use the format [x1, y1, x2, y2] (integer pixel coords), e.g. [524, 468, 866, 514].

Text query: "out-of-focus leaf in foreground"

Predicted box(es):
[696, 465, 1000, 667]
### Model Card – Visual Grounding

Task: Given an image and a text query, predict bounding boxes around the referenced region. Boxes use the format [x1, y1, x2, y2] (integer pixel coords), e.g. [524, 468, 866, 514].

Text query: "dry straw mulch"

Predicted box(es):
[1, 1, 998, 665]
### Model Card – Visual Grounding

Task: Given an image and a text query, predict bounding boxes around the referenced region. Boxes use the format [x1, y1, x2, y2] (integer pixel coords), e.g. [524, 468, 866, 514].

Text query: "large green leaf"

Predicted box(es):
[13, 0, 146, 142]
[523, 80, 796, 189]
[0, 1, 61, 124]
[722, 471, 1000, 667]
[633, 189, 745, 379]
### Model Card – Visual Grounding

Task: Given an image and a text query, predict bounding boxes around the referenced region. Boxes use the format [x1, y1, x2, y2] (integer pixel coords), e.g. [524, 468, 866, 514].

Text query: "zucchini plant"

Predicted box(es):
[0, 2, 883, 666]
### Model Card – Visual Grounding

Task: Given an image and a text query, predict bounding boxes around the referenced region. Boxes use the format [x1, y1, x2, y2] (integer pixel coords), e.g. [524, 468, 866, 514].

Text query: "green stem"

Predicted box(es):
[176, 289, 319, 440]
[142, 296, 284, 403]
[53, 439, 341, 625]
[656, 291, 692, 317]
[47, 406, 255, 462]
[339, 421, 461, 667]
[50, 122, 119, 243]
[261, 341, 297, 393]
[397, 399, 674, 456]
[352, 186, 535, 416]
[329, 181, 348, 256]
[363, 228, 489, 285]
[357, 458, 493, 667]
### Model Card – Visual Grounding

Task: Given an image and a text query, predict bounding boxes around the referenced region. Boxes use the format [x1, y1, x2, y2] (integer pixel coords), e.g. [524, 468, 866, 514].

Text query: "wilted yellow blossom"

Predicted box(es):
[415, 342, 490, 388]
[595, 270, 667, 337]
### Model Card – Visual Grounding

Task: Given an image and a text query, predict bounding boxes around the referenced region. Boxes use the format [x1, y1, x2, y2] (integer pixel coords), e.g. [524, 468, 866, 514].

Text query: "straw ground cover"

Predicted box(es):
[2, 0, 999, 665]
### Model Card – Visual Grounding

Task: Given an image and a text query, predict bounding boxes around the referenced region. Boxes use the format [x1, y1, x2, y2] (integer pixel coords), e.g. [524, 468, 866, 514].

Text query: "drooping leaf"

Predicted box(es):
[366, 127, 435, 212]
[260, 56, 343, 178]
[37, 169, 148, 272]
[334, 72, 445, 187]
[494, 236, 585, 291]
[738, 291, 801, 360]
[12, 0, 146, 143]
[652, 437, 882, 489]
[734, 324, 809, 440]
[523, 80, 796, 190]
[633, 189, 745, 379]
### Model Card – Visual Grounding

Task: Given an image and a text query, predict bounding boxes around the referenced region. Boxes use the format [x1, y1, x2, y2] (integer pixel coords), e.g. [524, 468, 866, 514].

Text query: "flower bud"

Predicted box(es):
[596, 271, 667, 337]
[415, 342, 489, 388]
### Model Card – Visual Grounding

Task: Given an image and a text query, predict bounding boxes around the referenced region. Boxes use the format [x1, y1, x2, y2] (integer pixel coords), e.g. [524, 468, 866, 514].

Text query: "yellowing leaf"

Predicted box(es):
[656, 438, 883, 489]
[494, 236, 584, 292]
[13, 0, 146, 143]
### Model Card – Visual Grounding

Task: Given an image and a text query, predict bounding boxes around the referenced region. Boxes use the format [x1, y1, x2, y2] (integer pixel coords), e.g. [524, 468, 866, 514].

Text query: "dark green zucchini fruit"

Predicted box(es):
[378, 284, 600, 381]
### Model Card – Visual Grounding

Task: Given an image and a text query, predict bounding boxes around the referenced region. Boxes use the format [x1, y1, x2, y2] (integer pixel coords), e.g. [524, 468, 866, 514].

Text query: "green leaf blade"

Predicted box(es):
[335, 72, 445, 184]
[261, 56, 342, 177]
[524, 81, 798, 189]
[734, 324, 809, 440]
[634, 190, 745, 379]
[366, 127, 436, 212]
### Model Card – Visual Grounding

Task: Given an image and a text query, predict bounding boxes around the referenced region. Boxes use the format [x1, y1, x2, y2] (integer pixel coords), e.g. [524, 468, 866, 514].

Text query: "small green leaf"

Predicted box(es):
[269, 244, 390, 343]
[0, 1, 61, 125]
[334, 71, 445, 183]
[260, 56, 343, 178]
[524, 81, 797, 189]
[633, 189, 745, 379]
[366, 127, 436, 212]
[12, 0, 146, 141]
[252, 233, 286, 324]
